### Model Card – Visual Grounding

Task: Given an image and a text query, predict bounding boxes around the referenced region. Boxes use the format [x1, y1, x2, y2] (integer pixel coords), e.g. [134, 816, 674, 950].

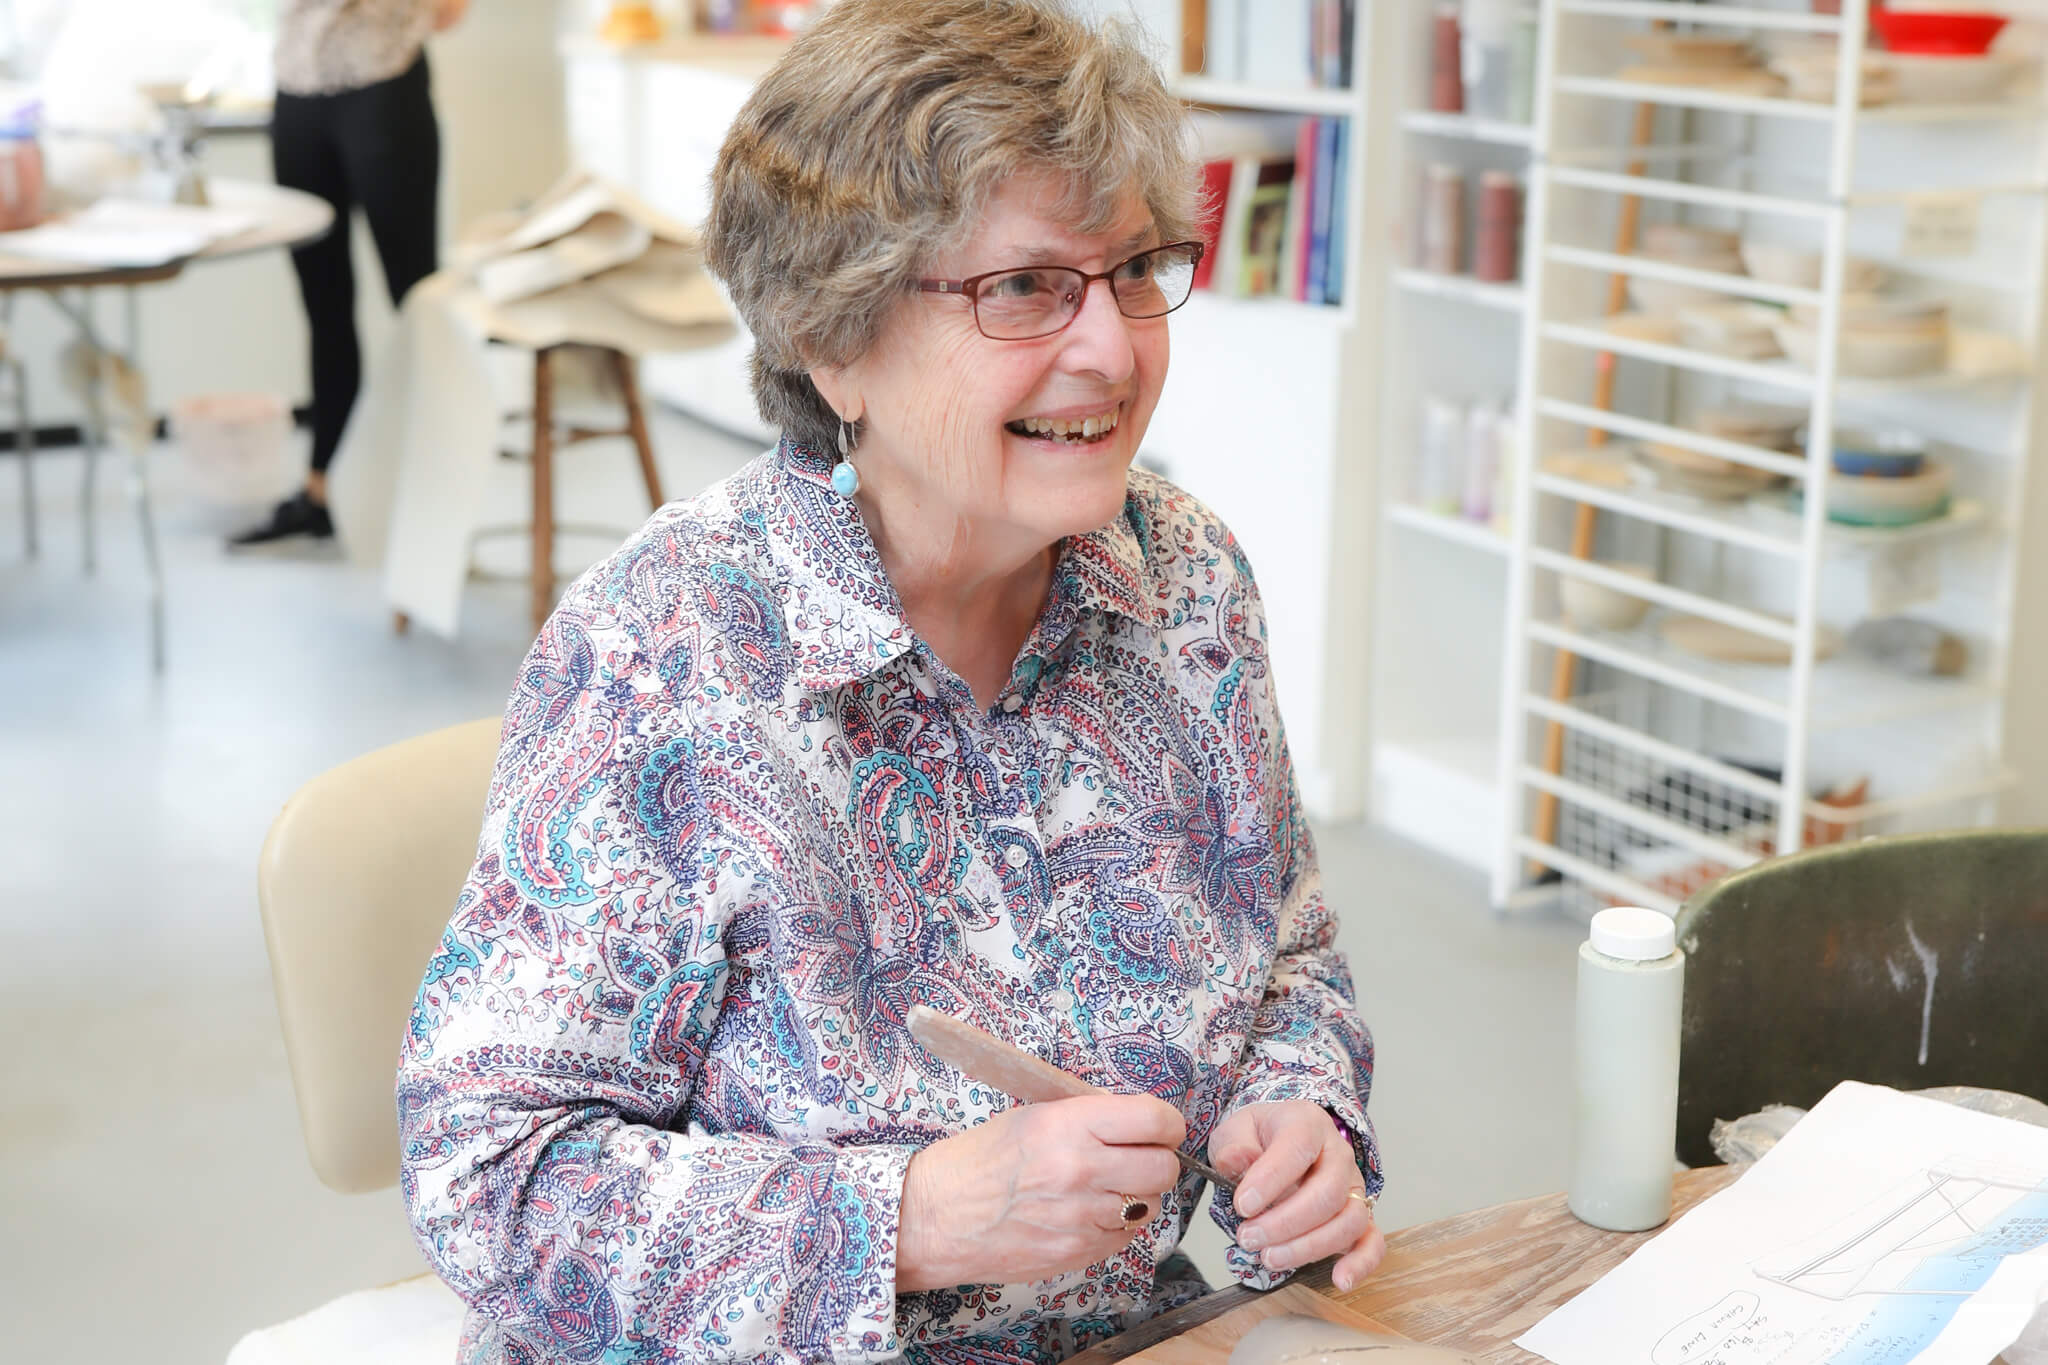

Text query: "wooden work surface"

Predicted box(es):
[1070, 1166, 1742, 1365]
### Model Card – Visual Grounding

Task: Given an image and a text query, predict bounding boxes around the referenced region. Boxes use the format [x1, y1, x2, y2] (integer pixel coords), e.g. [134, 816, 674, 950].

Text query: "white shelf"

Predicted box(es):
[1544, 319, 1816, 392]
[1397, 109, 1536, 146]
[1525, 618, 2003, 733]
[1546, 165, 1832, 220]
[1556, 0, 1841, 31]
[1750, 495, 1993, 550]
[1860, 100, 2048, 126]
[1545, 320, 2031, 399]
[1180, 288, 1348, 329]
[1544, 244, 1821, 308]
[1172, 77, 1358, 118]
[1392, 268, 1525, 312]
[1533, 464, 1995, 558]
[1388, 502, 1513, 555]
[1554, 75, 1836, 122]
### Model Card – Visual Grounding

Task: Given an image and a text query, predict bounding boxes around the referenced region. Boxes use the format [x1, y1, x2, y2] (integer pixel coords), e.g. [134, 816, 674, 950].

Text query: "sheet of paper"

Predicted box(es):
[0, 198, 257, 266]
[1518, 1082, 2048, 1365]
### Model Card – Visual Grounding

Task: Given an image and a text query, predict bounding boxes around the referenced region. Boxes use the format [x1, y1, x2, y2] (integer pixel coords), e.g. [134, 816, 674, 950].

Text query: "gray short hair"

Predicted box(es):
[705, 0, 1198, 453]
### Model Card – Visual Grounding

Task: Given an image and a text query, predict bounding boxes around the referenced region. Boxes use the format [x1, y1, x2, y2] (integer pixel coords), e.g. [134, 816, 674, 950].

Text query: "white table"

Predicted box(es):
[5, 178, 334, 672]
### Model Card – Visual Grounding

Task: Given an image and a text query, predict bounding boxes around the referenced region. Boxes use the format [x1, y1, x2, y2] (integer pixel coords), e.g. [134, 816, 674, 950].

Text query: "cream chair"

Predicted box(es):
[228, 717, 504, 1364]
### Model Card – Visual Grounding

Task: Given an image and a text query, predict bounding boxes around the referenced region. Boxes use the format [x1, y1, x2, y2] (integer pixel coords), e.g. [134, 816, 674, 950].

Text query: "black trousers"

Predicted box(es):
[271, 54, 441, 474]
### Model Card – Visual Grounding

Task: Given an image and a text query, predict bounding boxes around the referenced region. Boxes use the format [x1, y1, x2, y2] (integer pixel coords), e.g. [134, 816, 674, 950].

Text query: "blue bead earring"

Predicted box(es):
[831, 418, 860, 497]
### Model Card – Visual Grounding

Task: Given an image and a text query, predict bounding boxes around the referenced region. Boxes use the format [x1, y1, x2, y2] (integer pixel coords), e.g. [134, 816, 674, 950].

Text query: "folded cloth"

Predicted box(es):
[326, 174, 735, 637]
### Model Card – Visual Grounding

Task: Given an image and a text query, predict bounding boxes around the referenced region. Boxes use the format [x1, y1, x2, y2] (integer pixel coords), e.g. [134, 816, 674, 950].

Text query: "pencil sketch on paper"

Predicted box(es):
[1753, 1159, 2048, 1301]
[1647, 1161, 2048, 1365]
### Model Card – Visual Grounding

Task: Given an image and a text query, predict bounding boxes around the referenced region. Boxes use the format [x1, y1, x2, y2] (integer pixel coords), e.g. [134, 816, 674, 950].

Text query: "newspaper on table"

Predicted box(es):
[1520, 1081, 2048, 1365]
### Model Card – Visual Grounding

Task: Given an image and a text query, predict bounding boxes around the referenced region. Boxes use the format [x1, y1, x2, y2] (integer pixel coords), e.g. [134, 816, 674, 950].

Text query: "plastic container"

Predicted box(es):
[1475, 171, 1520, 283]
[1417, 395, 1466, 514]
[1462, 0, 1515, 120]
[1419, 163, 1466, 274]
[172, 393, 295, 504]
[1570, 906, 1685, 1233]
[1429, 4, 1465, 113]
[1506, 6, 1540, 124]
[0, 98, 46, 233]
[1461, 398, 1499, 522]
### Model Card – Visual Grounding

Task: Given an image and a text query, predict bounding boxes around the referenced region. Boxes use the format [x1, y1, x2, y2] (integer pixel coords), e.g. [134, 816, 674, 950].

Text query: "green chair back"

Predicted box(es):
[1671, 828, 2048, 1168]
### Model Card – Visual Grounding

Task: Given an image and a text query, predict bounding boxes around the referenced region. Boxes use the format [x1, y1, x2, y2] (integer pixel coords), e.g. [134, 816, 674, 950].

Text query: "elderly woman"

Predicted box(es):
[397, 2, 1383, 1360]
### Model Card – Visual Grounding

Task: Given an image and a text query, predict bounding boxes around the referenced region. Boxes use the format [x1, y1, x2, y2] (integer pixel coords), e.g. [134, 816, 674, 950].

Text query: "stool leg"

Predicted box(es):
[531, 348, 555, 634]
[610, 349, 665, 509]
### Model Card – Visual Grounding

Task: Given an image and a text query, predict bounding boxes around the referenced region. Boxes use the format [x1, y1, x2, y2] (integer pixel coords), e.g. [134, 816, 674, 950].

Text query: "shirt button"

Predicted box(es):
[1051, 989, 1076, 1011]
[1002, 693, 1024, 713]
[1004, 843, 1029, 869]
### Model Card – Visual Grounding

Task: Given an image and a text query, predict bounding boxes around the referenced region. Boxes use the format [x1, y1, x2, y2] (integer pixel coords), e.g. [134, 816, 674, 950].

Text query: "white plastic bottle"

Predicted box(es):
[1569, 906, 1685, 1232]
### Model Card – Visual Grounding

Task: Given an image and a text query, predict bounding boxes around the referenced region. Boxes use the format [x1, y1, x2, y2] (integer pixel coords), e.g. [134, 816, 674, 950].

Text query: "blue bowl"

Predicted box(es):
[1828, 426, 1927, 479]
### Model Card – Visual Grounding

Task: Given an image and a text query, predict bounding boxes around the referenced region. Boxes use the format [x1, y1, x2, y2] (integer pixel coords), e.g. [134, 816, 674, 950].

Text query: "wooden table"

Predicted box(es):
[1070, 1166, 1743, 1365]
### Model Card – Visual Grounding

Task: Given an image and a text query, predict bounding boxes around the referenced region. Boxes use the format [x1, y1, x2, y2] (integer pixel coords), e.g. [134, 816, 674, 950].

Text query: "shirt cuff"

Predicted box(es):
[815, 1142, 922, 1364]
[1205, 1086, 1383, 1289]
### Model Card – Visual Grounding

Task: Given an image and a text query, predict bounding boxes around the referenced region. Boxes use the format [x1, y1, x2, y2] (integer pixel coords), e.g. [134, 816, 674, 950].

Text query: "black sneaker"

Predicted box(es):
[228, 491, 333, 548]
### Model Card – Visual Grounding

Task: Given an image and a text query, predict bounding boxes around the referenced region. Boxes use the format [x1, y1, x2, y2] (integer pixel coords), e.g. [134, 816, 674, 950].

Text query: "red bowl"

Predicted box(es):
[1869, 8, 2009, 55]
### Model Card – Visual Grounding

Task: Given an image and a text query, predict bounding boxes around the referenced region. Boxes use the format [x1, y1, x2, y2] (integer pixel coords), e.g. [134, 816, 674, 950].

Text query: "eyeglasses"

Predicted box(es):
[917, 241, 1206, 341]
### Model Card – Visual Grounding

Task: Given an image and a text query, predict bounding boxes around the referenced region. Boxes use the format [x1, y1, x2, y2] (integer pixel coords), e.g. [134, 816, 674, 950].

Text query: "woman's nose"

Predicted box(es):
[1059, 277, 1137, 380]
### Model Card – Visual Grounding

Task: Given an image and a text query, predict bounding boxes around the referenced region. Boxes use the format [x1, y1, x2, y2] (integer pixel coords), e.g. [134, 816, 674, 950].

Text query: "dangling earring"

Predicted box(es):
[831, 418, 861, 497]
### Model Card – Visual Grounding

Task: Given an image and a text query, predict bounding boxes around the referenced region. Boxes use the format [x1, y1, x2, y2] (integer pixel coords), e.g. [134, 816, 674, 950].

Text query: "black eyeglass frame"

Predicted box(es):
[916, 240, 1207, 341]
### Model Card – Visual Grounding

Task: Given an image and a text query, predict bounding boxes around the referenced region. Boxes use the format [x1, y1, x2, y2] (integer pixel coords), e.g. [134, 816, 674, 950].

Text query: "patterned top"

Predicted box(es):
[397, 440, 1383, 1365]
[274, 0, 434, 96]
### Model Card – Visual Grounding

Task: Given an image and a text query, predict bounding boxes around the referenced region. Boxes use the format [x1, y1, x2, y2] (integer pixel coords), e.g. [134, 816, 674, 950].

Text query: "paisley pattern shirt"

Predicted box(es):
[397, 439, 1383, 1365]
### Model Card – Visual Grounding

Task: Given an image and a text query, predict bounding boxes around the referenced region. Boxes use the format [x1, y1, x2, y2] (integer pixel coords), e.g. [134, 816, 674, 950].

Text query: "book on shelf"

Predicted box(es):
[1188, 111, 1345, 306]
[1202, 0, 1355, 90]
[1305, 116, 1338, 305]
[1237, 160, 1297, 296]
[1324, 118, 1350, 307]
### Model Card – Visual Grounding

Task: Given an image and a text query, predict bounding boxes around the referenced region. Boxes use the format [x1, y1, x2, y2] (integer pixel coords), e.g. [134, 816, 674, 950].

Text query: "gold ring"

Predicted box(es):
[1348, 1187, 1376, 1215]
[1117, 1194, 1151, 1226]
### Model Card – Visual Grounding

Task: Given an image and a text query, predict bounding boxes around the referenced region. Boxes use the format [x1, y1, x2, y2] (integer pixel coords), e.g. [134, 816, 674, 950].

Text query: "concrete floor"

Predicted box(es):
[0, 408, 1586, 1363]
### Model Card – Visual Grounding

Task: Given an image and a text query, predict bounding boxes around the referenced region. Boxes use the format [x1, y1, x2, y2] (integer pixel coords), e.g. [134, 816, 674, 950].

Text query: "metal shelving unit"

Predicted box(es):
[1491, 0, 2048, 914]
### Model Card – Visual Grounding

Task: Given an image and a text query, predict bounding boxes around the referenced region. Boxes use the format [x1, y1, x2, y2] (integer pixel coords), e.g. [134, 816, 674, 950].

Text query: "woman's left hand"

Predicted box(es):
[1209, 1100, 1385, 1292]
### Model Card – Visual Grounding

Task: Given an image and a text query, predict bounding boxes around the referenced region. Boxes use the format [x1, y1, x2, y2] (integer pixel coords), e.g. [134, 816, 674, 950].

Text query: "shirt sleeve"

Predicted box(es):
[1200, 543, 1384, 1287]
[397, 619, 917, 1365]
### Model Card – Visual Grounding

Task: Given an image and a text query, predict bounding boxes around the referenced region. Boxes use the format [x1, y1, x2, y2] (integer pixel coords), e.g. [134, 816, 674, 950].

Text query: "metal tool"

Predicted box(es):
[906, 1004, 1235, 1190]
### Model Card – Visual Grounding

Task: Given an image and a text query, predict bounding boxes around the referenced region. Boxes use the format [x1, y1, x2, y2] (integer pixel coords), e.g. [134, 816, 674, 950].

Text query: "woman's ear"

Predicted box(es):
[808, 364, 864, 426]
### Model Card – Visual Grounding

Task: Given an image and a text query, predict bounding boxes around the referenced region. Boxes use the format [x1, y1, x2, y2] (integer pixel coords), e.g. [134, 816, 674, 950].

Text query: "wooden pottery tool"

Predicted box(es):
[906, 1004, 1235, 1190]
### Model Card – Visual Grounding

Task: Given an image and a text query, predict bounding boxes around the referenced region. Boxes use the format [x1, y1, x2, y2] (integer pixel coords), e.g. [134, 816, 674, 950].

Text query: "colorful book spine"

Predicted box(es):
[1290, 116, 1320, 302]
[1325, 118, 1351, 307]
[1305, 116, 1339, 306]
[1191, 157, 1236, 291]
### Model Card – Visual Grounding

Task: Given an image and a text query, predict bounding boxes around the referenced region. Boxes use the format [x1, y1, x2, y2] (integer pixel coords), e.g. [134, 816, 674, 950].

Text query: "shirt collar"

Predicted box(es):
[761, 437, 1159, 692]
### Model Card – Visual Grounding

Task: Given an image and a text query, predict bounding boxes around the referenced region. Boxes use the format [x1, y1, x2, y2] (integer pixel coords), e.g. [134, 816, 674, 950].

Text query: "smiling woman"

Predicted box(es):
[396, 3, 1385, 1363]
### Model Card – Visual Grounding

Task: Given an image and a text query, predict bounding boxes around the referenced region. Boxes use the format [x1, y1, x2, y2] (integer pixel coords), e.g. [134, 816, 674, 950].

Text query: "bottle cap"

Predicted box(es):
[1589, 906, 1675, 961]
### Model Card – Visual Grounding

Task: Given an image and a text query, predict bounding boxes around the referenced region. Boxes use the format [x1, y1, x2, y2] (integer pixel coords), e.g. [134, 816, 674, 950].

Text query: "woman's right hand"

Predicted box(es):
[896, 1094, 1187, 1290]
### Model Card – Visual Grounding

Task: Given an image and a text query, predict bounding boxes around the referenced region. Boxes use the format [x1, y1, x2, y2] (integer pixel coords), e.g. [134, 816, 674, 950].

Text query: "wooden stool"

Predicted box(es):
[525, 344, 665, 632]
[391, 343, 665, 637]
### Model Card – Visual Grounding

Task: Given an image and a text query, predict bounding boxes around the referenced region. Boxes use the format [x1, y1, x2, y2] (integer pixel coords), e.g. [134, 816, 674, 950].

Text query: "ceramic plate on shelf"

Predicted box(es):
[1630, 447, 1782, 501]
[1661, 614, 1843, 666]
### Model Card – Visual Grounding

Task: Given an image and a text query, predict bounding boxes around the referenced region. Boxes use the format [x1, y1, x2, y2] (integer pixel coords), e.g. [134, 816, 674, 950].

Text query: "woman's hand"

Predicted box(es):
[1210, 1101, 1384, 1292]
[433, 0, 471, 32]
[897, 1094, 1186, 1291]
